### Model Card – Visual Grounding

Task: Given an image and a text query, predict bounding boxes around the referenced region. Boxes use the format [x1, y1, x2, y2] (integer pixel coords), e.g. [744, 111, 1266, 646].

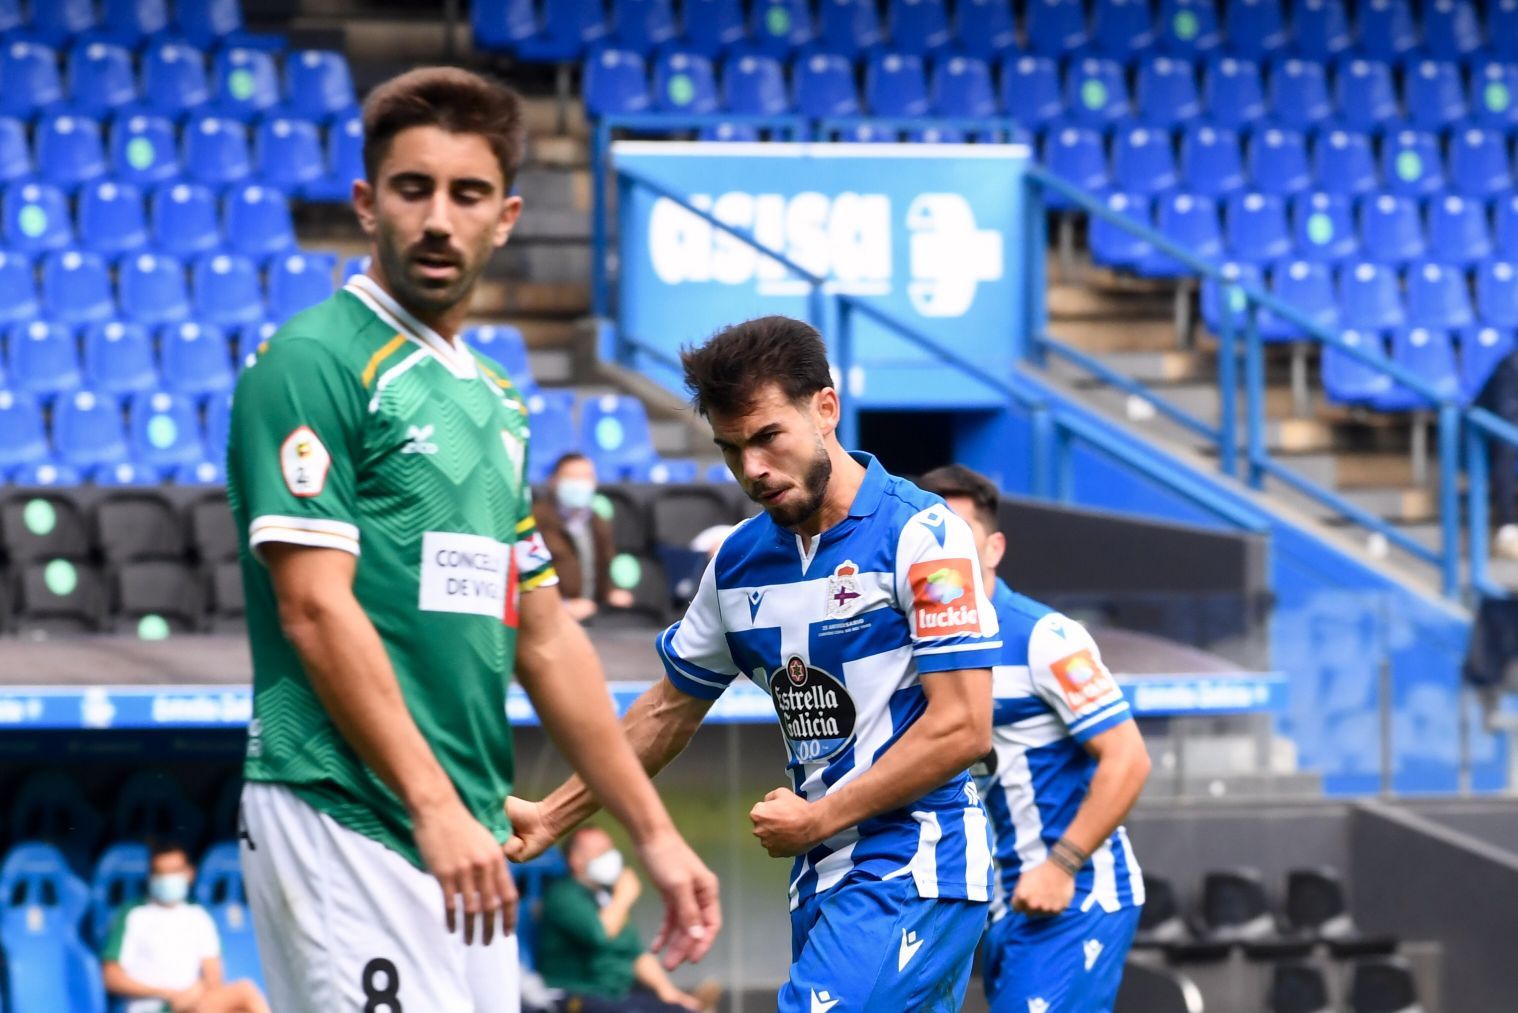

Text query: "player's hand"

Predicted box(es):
[413, 798, 518, 946]
[749, 787, 823, 858]
[503, 795, 558, 863]
[636, 827, 721, 969]
[1011, 859, 1076, 917]
[607, 587, 635, 609]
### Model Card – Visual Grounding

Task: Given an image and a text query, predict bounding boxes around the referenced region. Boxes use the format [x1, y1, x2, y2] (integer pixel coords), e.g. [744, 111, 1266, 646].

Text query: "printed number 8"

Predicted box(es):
[362, 958, 402, 1012]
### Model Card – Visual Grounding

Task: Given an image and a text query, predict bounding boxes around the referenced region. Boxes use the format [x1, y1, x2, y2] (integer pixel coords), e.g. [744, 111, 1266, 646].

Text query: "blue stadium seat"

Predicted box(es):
[93, 460, 164, 485]
[866, 52, 929, 117]
[814, 0, 882, 58]
[7, 321, 81, 399]
[0, 390, 49, 475]
[887, 0, 951, 56]
[205, 389, 233, 451]
[1, 904, 106, 1013]
[1421, 0, 1481, 59]
[194, 842, 244, 907]
[77, 179, 147, 260]
[306, 110, 362, 203]
[1267, 58, 1330, 131]
[87, 843, 147, 949]
[526, 390, 576, 482]
[1405, 262, 1474, 329]
[141, 42, 209, 119]
[82, 320, 157, 396]
[98, 0, 171, 48]
[42, 250, 114, 325]
[0, 41, 64, 119]
[193, 253, 264, 326]
[223, 182, 296, 260]
[679, 0, 745, 57]
[471, 0, 543, 53]
[1476, 260, 1518, 327]
[1089, 192, 1154, 269]
[698, 121, 760, 141]
[1357, 193, 1425, 264]
[794, 52, 859, 117]
[212, 899, 266, 993]
[1112, 125, 1178, 196]
[1065, 55, 1128, 127]
[1322, 328, 1395, 404]
[1224, 0, 1285, 58]
[12, 460, 82, 485]
[160, 319, 235, 396]
[35, 113, 106, 192]
[151, 182, 221, 258]
[1427, 193, 1493, 266]
[1263, 258, 1338, 339]
[175, 458, 223, 484]
[0, 115, 30, 181]
[514, 0, 610, 62]
[1203, 56, 1265, 128]
[932, 56, 995, 118]
[1157, 0, 1220, 55]
[1333, 60, 1398, 133]
[1405, 60, 1467, 133]
[0, 251, 39, 325]
[1380, 128, 1443, 199]
[723, 53, 787, 115]
[1025, 0, 1088, 56]
[1471, 60, 1518, 134]
[1091, 0, 1155, 58]
[838, 121, 898, 142]
[1000, 55, 1062, 129]
[1043, 126, 1110, 206]
[1355, 0, 1419, 62]
[1291, 0, 1351, 59]
[583, 47, 650, 117]
[1292, 190, 1358, 262]
[652, 51, 718, 114]
[233, 320, 275, 370]
[953, 0, 1016, 60]
[582, 393, 657, 479]
[184, 113, 252, 187]
[341, 254, 368, 282]
[284, 50, 356, 123]
[1180, 124, 1244, 197]
[129, 389, 207, 469]
[67, 42, 137, 118]
[1449, 128, 1513, 200]
[1136, 191, 1222, 276]
[611, 0, 677, 52]
[1493, 0, 1518, 59]
[175, 0, 248, 50]
[1339, 260, 1406, 329]
[1135, 55, 1201, 128]
[748, 0, 813, 57]
[110, 113, 179, 186]
[53, 388, 128, 471]
[1311, 130, 1376, 197]
[3, 181, 70, 254]
[0, 0, 17, 32]
[642, 458, 701, 483]
[268, 252, 336, 323]
[1496, 194, 1518, 259]
[256, 115, 325, 192]
[1247, 128, 1310, 196]
[464, 324, 534, 389]
[1460, 324, 1517, 399]
[119, 252, 190, 325]
[1225, 191, 1290, 262]
[1376, 326, 1461, 409]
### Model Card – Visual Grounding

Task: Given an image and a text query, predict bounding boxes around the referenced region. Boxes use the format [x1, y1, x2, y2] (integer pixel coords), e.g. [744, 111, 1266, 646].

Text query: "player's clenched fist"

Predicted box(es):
[503, 795, 558, 863]
[1010, 859, 1076, 917]
[749, 787, 824, 857]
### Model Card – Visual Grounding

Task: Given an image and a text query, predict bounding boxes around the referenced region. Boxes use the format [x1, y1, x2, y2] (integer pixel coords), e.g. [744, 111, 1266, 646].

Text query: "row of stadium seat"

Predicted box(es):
[0, 41, 353, 124]
[0, 0, 259, 52]
[479, 0, 1518, 65]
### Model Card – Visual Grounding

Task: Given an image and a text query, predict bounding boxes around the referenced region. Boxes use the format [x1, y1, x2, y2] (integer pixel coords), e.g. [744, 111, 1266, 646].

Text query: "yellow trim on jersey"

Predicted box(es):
[515, 517, 536, 534]
[476, 360, 516, 391]
[361, 334, 409, 388]
[520, 567, 558, 592]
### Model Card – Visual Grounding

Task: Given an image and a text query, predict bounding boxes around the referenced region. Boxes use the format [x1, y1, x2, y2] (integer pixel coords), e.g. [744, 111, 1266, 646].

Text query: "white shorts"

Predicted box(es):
[240, 781, 520, 1013]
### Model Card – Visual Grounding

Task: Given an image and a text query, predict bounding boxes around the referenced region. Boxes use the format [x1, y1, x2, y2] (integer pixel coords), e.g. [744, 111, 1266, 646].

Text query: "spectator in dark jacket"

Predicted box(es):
[534, 453, 634, 621]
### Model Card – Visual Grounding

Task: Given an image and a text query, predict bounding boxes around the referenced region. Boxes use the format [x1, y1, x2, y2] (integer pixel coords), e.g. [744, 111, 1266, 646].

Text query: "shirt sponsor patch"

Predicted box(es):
[769, 655, 857, 764]
[1049, 648, 1118, 713]
[907, 558, 981, 638]
[280, 425, 330, 498]
[418, 531, 510, 618]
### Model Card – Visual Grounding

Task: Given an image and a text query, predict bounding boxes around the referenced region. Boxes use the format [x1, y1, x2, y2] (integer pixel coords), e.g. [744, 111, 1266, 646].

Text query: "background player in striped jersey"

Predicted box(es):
[507, 317, 1000, 1012]
[920, 465, 1151, 1013]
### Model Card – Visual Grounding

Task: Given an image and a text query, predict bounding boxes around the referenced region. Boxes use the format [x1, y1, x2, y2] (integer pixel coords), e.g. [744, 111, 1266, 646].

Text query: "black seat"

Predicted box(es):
[589, 483, 651, 554]
[1198, 867, 1280, 943]
[595, 552, 670, 627]
[95, 491, 187, 563]
[208, 559, 245, 630]
[1348, 954, 1423, 1013]
[189, 492, 239, 562]
[114, 561, 204, 634]
[1269, 960, 1333, 1013]
[1286, 866, 1399, 957]
[650, 486, 736, 548]
[2, 491, 91, 564]
[16, 559, 107, 634]
[1133, 874, 1189, 948]
[1114, 960, 1204, 1012]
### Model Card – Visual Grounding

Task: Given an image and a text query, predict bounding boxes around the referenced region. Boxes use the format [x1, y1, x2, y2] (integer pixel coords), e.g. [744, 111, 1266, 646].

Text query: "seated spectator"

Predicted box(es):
[1481, 348, 1518, 560]
[535, 452, 634, 621]
[537, 827, 720, 1013]
[101, 840, 268, 1013]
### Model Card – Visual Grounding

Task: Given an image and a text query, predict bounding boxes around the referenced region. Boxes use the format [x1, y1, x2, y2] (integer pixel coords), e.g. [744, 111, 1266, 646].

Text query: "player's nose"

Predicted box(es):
[421, 191, 454, 238]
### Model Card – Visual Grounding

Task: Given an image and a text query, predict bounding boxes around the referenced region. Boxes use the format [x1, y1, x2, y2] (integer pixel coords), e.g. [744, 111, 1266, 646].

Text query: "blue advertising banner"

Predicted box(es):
[613, 142, 1031, 408]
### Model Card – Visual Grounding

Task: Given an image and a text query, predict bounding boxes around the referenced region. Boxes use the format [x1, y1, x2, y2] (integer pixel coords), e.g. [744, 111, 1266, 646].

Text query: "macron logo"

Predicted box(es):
[1027, 1001, 1049, 1013]
[810, 989, 840, 1013]
[1083, 938, 1104, 971]
[401, 424, 437, 455]
[919, 511, 947, 547]
[898, 929, 924, 971]
[748, 589, 766, 621]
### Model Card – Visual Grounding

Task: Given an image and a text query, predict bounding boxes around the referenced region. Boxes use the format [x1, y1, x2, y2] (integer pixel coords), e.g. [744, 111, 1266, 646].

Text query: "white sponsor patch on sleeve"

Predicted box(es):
[280, 425, 331, 498]
[419, 531, 511, 618]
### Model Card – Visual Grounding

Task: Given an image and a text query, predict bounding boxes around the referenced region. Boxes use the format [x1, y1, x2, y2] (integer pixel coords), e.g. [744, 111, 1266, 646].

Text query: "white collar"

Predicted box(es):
[344, 274, 477, 379]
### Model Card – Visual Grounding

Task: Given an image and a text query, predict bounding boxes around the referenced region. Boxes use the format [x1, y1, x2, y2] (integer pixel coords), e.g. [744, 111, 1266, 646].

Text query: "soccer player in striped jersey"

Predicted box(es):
[508, 317, 999, 1011]
[919, 465, 1151, 1013]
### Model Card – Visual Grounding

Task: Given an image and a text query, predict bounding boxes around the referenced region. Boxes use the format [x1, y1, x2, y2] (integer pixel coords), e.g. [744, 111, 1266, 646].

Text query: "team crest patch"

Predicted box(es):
[825, 560, 863, 617]
[1050, 648, 1118, 713]
[906, 558, 981, 638]
[280, 425, 330, 498]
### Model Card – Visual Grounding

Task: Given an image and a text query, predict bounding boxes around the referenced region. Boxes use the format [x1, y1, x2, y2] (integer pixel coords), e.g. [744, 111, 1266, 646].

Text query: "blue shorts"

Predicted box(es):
[984, 903, 1141, 1013]
[779, 875, 987, 1013]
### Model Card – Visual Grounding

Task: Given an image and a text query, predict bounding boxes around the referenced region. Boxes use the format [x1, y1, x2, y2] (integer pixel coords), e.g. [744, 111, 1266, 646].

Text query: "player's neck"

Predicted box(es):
[363, 264, 470, 345]
[793, 443, 866, 544]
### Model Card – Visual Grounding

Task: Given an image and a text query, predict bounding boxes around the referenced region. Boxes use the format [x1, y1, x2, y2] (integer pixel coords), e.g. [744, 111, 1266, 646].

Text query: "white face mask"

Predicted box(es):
[584, 848, 624, 889]
[149, 873, 190, 906]
[556, 478, 596, 512]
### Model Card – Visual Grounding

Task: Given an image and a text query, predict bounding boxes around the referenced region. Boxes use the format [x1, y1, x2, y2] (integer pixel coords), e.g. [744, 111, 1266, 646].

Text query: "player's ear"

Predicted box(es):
[812, 387, 840, 435]
[985, 530, 1006, 573]
[495, 194, 523, 247]
[352, 178, 377, 236]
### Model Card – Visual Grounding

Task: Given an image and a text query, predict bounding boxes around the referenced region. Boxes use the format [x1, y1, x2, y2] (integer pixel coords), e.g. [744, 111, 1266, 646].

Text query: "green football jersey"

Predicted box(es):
[227, 274, 557, 868]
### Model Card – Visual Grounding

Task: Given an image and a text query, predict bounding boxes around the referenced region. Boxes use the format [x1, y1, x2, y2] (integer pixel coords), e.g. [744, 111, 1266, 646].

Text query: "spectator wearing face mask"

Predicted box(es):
[101, 840, 269, 1013]
[537, 827, 721, 1013]
[534, 453, 636, 622]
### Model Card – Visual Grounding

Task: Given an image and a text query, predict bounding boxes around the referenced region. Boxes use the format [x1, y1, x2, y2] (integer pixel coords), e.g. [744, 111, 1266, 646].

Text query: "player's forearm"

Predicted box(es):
[1061, 738, 1151, 857]
[598, 892, 637, 937]
[102, 963, 176, 1000]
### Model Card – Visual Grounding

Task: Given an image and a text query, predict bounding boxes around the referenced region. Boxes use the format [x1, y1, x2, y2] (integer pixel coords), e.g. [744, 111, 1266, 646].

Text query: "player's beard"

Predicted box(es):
[758, 436, 832, 529]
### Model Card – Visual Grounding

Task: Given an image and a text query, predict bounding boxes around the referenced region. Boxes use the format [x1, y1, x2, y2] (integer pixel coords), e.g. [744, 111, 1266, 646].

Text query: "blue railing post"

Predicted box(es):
[1467, 420, 1490, 595]
[590, 118, 612, 320]
[1217, 286, 1238, 479]
[1438, 403, 1461, 598]
[1022, 176, 1048, 367]
[1053, 424, 1074, 503]
[1242, 303, 1266, 490]
[1030, 403, 1054, 499]
[836, 298, 859, 450]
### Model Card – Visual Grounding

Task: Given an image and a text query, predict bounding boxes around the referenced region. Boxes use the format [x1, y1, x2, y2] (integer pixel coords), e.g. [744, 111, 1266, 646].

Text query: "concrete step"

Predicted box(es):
[1271, 451, 1418, 490]
[516, 167, 591, 212]
[527, 348, 573, 385]
[651, 418, 692, 456]
[1336, 485, 1440, 524]
[472, 277, 589, 317]
[510, 208, 591, 242]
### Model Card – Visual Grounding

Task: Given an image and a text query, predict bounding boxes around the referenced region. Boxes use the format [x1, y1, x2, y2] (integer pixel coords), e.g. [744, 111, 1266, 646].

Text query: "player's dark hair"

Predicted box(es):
[918, 464, 1000, 534]
[147, 837, 189, 863]
[362, 67, 526, 190]
[551, 451, 590, 475]
[680, 316, 834, 418]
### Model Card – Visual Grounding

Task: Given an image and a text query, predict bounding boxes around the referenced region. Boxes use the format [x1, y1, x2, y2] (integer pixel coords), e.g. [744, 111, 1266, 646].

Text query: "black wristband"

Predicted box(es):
[1048, 849, 1081, 876]
[1053, 837, 1090, 865]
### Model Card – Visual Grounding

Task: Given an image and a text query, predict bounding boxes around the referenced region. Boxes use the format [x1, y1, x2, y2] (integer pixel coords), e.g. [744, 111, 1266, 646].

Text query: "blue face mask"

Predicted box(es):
[556, 478, 596, 512]
[149, 873, 190, 906]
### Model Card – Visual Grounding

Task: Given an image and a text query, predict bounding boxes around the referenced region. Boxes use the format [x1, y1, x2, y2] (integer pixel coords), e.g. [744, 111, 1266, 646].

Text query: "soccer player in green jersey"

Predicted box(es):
[226, 68, 719, 1012]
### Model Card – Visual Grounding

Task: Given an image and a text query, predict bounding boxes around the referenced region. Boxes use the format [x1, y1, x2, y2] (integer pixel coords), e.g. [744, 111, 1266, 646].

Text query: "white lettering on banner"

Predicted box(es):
[418, 531, 511, 618]
[152, 694, 253, 724]
[906, 194, 1004, 317]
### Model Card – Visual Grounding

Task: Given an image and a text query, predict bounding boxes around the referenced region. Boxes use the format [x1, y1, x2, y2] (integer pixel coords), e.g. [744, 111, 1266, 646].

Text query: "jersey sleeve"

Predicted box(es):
[228, 337, 364, 561]
[894, 505, 1002, 673]
[656, 554, 739, 700]
[1027, 613, 1132, 743]
[513, 486, 558, 593]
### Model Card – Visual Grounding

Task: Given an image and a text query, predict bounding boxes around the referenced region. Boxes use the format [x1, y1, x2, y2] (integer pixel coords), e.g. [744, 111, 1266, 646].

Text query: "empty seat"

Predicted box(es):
[1292, 191, 1358, 262]
[1460, 325, 1517, 399]
[193, 841, 245, 907]
[794, 52, 859, 118]
[176, 0, 248, 49]
[698, 121, 761, 142]
[1356, 0, 1418, 61]
[54, 388, 127, 470]
[150, 181, 220, 258]
[1090, 192, 1155, 269]
[1139, 192, 1222, 275]
[953, 0, 1016, 60]
[193, 252, 264, 326]
[141, 42, 209, 119]
[1285, 866, 1365, 941]
[35, 113, 107, 191]
[1268, 961, 1332, 1013]
[77, 179, 148, 260]
[0, 41, 65, 119]
[1333, 60, 1398, 133]
[1497, 194, 1518, 258]
[1267, 58, 1330, 131]
[1112, 125, 1179, 196]
[644, 458, 701, 484]
[255, 115, 325, 192]
[11, 461, 83, 485]
[463, 324, 533, 388]
[1357, 194, 1425, 265]
[1377, 326, 1461, 409]
[512, 0, 609, 62]
[1427, 194, 1492, 266]
[1405, 60, 1467, 132]
[223, 183, 296, 260]
[0, 250, 38, 325]
[119, 252, 191, 325]
[1025, 0, 1088, 56]
[94, 490, 185, 562]
[268, 252, 336, 322]
[1000, 55, 1062, 130]
[204, 392, 233, 456]
[1405, 262, 1473, 329]
[1135, 55, 1201, 128]
[1381, 129, 1444, 199]
[184, 113, 252, 187]
[0, 114, 29, 181]
[866, 52, 929, 117]
[1292, 0, 1351, 59]
[678, 0, 745, 57]
[110, 113, 180, 186]
[747, 0, 812, 56]
[583, 48, 649, 118]
[812, 0, 882, 59]
[1226, 191, 1290, 262]
[932, 56, 995, 118]
[1133, 874, 1189, 946]
[1157, 0, 1220, 55]
[42, 250, 115, 325]
[4, 181, 72, 253]
[1494, 0, 1518, 59]
[1348, 955, 1421, 1013]
[1198, 867, 1278, 942]
[1422, 0, 1481, 59]
[0, 391, 50, 475]
[1225, 0, 1285, 57]
[83, 320, 157, 396]
[722, 54, 786, 115]
[1, 488, 91, 565]
[190, 491, 238, 562]
[112, 770, 205, 845]
[68, 43, 134, 119]
[1265, 258, 1338, 338]
[29, 0, 96, 45]
[160, 321, 234, 396]
[887, 0, 951, 55]
[1092, 0, 1155, 58]
[582, 393, 657, 479]
[98, 0, 171, 49]
[18, 557, 108, 633]
[1065, 55, 1129, 127]
[1476, 260, 1518, 327]
[116, 561, 204, 634]
[127, 389, 204, 476]
[1043, 126, 1110, 206]
[284, 49, 356, 122]
[1204, 55, 1265, 128]
[88, 842, 149, 949]
[306, 111, 363, 202]
[526, 390, 577, 482]
[1181, 124, 1245, 197]
[1248, 128, 1310, 196]
[1449, 128, 1513, 201]
[1339, 261, 1405, 330]
[1472, 60, 1518, 134]
[611, 0, 677, 50]
[604, 551, 670, 622]
[652, 51, 718, 115]
[8, 320, 82, 399]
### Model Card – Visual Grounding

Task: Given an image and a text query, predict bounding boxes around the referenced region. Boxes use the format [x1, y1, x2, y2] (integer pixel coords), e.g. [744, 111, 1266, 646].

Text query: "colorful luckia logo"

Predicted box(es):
[925, 566, 966, 605]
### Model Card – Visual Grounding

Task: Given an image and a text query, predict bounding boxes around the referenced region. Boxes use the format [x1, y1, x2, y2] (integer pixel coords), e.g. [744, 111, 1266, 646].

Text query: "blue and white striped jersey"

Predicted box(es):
[659, 454, 1001, 910]
[977, 580, 1145, 920]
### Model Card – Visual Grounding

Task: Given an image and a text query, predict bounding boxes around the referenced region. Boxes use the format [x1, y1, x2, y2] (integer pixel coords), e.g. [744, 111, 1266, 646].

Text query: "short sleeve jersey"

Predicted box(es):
[101, 901, 220, 1013]
[975, 580, 1145, 918]
[227, 275, 557, 867]
[659, 453, 1001, 909]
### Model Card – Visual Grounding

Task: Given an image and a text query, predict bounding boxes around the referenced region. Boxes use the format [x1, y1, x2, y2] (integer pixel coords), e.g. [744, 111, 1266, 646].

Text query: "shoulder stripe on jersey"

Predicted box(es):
[367, 348, 430, 413]
[916, 639, 1003, 656]
[360, 333, 409, 388]
[1070, 701, 1131, 736]
[515, 517, 535, 534]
